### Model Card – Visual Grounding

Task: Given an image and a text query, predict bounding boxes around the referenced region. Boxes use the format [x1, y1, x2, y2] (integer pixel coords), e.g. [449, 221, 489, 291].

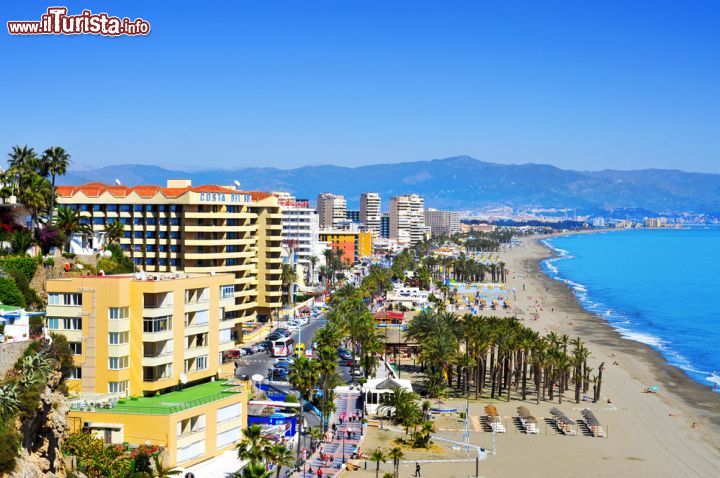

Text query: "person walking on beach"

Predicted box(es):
[415, 462, 421, 477]
[317, 467, 323, 478]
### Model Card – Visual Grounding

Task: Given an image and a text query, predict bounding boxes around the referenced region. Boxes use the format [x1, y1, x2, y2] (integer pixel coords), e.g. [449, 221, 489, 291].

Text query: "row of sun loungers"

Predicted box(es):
[581, 409, 606, 438]
[516, 406, 540, 434]
[484, 405, 506, 433]
[549, 407, 577, 436]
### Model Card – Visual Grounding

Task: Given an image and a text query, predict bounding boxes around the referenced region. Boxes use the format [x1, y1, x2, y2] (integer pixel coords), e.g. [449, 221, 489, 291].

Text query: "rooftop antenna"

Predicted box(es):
[233, 180, 241, 188]
[114, 179, 122, 185]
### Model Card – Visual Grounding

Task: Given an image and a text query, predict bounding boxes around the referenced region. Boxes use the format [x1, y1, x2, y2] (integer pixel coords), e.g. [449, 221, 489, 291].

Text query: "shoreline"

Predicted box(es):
[501, 235, 720, 475]
[532, 233, 720, 412]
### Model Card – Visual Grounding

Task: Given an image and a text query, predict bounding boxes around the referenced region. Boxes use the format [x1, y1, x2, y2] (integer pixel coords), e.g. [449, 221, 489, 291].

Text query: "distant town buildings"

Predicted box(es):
[644, 217, 669, 228]
[316, 192, 347, 228]
[380, 213, 390, 239]
[424, 208, 461, 235]
[590, 217, 606, 228]
[318, 229, 373, 264]
[360, 192, 382, 236]
[389, 194, 429, 245]
[345, 209, 361, 223]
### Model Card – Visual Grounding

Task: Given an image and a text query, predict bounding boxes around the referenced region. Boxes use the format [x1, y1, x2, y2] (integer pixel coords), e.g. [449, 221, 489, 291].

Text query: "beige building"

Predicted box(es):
[389, 194, 429, 245]
[56, 180, 283, 323]
[424, 208, 461, 235]
[316, 192, 347, 228]
[360, 192, 382, 236]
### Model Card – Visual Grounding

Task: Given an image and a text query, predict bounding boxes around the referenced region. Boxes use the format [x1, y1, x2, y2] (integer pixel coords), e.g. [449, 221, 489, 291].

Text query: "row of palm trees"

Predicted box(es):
[406, 311, 603, 404]
[1, 145, 70, 232]
[422, 253, 508, 284]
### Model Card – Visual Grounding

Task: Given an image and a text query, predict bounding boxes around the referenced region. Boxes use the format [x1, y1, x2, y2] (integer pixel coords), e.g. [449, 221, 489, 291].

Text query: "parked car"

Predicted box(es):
[241, 347, 254, 356]
[275, 328, 292, 337]
[270, 368, 288, 380]
[267, 333, 282, 341]
[286, 321, 301, 329]
[351, 368, 365, 377]
[258, 340, 273, 351]
[223, 349, 242, 360]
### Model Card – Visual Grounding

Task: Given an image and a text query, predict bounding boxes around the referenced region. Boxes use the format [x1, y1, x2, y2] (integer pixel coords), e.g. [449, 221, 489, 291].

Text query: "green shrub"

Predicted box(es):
[0, 277, 26, 308]
[0, 257, 38, 282]
[7, 269, 42, 309]
[0, 421, 21, 474]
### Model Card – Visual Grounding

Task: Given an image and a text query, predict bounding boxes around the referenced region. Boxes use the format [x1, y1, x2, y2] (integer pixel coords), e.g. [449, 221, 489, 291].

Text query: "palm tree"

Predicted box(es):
[104, 220, 125, 246]
[236, 462, 273, 478]
[236, 425, 270, 465]
[308, 255, 319, 285]
[281, 263, 298, 307]
[56, 206, 91, 251]
[288, 356, 318, 463]
[40, 146, 70, 214]
[369, 448, 387, 478]
[10, 229, 34, 255]
[388, 447, 404, 478]
[18, 173, 52, 231]
[6, 145, 39, 192]
[266, 443, 294, 478]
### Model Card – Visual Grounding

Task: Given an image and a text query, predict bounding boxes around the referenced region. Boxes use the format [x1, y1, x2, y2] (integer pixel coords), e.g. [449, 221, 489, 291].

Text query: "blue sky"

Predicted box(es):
[2, 1, 720, 173]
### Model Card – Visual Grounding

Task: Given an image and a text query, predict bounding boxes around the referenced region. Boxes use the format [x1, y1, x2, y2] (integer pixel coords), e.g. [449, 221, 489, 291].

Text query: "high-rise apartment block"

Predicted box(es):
[316, 193, 347, 228]
[424, 208, 461, 235]
[389, 194, 429, 245]
[360, 192, 381, 236]
[273, 192, 323, 270]
[56, 180, 283, 323]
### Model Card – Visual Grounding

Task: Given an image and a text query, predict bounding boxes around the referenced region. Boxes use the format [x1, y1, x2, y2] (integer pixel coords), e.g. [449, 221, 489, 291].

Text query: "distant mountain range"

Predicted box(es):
[58, 156, 720, 216]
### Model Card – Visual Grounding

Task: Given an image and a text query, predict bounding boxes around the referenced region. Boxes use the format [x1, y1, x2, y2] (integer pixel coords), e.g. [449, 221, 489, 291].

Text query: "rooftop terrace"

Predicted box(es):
[71, 380, 244, 415]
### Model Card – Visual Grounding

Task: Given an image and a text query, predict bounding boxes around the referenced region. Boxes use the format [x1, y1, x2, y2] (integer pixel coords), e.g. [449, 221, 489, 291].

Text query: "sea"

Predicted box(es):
[541, 227, 720, 391]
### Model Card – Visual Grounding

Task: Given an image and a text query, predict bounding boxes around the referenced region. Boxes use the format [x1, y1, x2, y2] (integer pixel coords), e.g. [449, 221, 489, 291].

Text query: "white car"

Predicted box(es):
[286, 320, 301, 329]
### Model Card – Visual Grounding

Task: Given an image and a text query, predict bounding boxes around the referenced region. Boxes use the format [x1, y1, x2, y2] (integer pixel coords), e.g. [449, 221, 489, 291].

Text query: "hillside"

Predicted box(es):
[58, 156, 720, 215]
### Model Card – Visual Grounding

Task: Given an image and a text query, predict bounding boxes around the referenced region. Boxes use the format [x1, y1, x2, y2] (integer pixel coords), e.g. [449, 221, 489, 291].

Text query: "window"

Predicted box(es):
[170, 259, 177, 266]
[219, 329, 231, 344]
[216, 427, 241, 448]
[69, 342, 82, 354]
[108, 356, 129, 370]
[109, 307, 129, 320]
[79, 204, 89, 211]
[143, 316, 172, 333]
[197, 355, 208, 371]
[134, 231, 143, 239]
[220, 285, 234, 299]
[146, 218, 156, 226]
[108, 380, 128, 394]
[134, 205, 143, 212]
[134, 218, 142, 225]
[92, 204, 102, 211]
[159, 231, 167, 239]
[171, 218, 179, 225]
[46, 317, 82, 330]
[120, 204, 131, 212]
[146, 231, 154, 239]
[93, 217, 104, 225]
[69, 367, 82, 379]
[176, 439, 204, 464]
[48, 293, 82, 306]
[108, 332, 129, 345]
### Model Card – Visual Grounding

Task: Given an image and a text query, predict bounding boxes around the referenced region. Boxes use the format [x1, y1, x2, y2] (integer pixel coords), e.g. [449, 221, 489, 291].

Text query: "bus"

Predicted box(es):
[272, 336, 295, 357]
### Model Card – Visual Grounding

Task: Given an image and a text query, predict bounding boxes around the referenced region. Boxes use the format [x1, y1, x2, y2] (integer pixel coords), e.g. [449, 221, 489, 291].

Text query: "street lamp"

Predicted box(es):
[342, 435, 346, 464]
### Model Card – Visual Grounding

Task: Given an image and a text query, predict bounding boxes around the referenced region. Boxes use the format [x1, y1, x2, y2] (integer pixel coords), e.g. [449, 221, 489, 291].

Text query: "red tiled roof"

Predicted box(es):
[56, 182, 272, 201]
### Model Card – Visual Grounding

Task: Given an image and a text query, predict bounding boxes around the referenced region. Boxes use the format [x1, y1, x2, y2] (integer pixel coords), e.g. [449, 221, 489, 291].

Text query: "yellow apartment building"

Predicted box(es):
[47, 272, 251, 467]
[55, 180, 283, 328]
[46, 272, 238, 396]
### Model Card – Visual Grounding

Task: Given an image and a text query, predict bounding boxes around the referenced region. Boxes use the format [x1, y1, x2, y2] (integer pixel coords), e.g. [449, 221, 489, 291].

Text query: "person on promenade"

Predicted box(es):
[317, 467, 323, 478]
[415, 463, 421, 477]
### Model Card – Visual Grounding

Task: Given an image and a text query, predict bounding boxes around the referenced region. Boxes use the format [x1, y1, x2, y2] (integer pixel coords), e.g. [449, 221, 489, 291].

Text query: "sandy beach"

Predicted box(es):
[357, 235, 720, 478]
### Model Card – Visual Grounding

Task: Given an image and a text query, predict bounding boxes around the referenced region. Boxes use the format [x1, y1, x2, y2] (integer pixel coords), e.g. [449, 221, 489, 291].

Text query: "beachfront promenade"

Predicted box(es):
[299, 390, 364, 478]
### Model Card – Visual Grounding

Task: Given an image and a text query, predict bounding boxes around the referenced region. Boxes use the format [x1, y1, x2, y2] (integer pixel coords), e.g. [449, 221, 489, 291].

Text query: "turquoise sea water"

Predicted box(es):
[542, 227, 720, 391]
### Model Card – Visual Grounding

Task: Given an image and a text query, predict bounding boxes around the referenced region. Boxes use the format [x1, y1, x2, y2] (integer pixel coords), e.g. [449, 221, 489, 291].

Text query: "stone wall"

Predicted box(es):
[0, 340, 32, 377]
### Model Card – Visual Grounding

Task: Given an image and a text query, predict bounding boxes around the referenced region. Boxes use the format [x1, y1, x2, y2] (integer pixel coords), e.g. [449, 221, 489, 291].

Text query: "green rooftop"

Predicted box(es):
[74, 380, 243, 415]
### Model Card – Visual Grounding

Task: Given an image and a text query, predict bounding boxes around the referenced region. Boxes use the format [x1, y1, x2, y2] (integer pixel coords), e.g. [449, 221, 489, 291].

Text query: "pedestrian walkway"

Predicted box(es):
[301, 390, 364, 478]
